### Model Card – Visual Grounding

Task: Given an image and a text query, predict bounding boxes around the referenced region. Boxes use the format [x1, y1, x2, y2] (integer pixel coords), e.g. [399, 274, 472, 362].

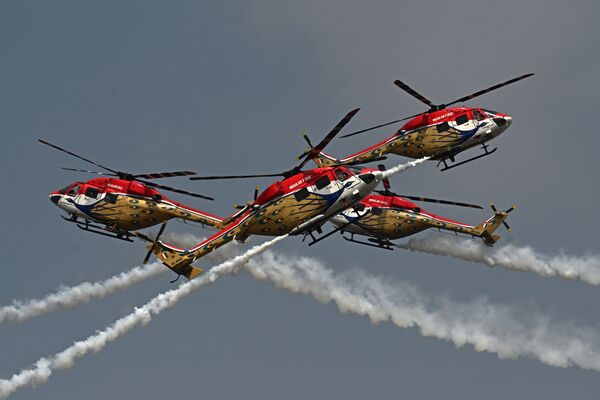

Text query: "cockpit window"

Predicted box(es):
[454, 114, 469, 125]
[315, 175, 331, 190]
[334, 169, 351, 181]
[85, 187, 99, 198]
[473, 110, 486, 121]
[58, 185, 70, 194]
[484, 109, 498, 116]
[67, 185, 79, 196]
[436, 122, 449, 133]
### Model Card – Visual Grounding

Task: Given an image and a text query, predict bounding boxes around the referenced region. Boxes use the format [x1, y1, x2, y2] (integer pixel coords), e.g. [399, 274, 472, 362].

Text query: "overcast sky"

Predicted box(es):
[1, 1, 600, 399]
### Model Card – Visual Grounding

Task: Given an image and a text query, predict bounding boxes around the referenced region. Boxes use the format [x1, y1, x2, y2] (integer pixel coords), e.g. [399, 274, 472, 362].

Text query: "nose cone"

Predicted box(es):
[49, 193, 61, 205]
[371, 170, 383, 183]
[493, 114, 512, 130]
[358, 173, 375, 184]
[358, 170, 383, 191]
[358, 170, 383, 185]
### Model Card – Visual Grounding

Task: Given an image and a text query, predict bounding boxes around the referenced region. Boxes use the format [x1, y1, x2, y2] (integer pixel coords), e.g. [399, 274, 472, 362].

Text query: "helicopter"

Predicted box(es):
[326, 165, 514, 250]
[311, 73, 534, 171]
[140, 108, 389, 281]
[40, 140, 224, 242]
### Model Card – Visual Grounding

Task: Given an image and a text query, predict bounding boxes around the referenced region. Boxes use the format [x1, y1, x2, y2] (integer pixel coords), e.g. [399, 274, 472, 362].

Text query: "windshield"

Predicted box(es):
[66, 184, 79, 196]
[58, 185, 71, 194]
[473, 110, 486, 121]
[334, 169, 351, 181]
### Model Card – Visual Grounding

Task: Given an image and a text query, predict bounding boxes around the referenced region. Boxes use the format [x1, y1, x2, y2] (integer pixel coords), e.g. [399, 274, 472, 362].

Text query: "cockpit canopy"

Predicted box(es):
[58, 183, 80, 196]
[334, 167, 352, 181]
[482, 108, 498, 117]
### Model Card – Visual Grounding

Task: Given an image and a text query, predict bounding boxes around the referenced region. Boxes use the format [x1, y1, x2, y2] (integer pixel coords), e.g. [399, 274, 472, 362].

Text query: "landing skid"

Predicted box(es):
[341, 232, 395, 251]
[61, 215, 134, 242]
[439, 143, 497, 171]
[305, 223, 342, 246]
[305, 210, 371, 246]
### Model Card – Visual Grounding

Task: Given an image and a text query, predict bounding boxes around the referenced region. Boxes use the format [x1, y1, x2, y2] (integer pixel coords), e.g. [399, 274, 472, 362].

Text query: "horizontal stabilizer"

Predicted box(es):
[173, 264, 204, 280]
[147, 241, 204, 280]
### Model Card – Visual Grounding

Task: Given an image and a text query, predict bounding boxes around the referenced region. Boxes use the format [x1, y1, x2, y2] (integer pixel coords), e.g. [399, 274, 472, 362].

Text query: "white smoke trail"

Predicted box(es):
[0, 236, 286, 399]
[0, 232, 244, 325]
[383, 156, 431, 178]
[245, 252, 600, 371]
[397, 235, 600, 285]
[0, 263, 165, 324]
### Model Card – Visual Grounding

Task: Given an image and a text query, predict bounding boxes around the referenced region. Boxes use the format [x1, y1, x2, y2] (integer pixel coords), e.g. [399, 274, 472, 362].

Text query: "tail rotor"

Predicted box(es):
[490, 203, 516, 231]
[143, 221, 168, 264]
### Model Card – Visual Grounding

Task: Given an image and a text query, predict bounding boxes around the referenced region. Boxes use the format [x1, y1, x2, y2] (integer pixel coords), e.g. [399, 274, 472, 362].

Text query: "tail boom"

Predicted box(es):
[149, 210, 254, 279]
[407, 207, 512, 246]
[157, 201, 224, 229]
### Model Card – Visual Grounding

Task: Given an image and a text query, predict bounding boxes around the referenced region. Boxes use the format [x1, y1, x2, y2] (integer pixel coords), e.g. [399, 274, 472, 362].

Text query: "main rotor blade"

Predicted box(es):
[189, 173, 284, 181]
[443, 73, 534, 108]
[341, 74, 534, 140]
[39, 139, 120, 175]
[134, 171, 196, 179]
[339, 111, 423, 139]
[61, 167, 118, 176]
[394, 80, 436, 108]
[138, 179, 215, 201]
[296, 108, 360, 169]
[396, 194, 483, 209]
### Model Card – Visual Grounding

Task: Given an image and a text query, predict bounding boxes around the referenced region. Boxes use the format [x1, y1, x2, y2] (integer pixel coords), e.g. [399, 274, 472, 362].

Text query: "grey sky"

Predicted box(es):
[1, 1, 600, 398]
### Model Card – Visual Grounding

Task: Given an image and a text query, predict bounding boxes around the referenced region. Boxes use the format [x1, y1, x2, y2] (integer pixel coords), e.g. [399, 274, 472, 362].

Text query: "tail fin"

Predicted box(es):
[148, 242, 204, 280]
[474, 204, 516, 246]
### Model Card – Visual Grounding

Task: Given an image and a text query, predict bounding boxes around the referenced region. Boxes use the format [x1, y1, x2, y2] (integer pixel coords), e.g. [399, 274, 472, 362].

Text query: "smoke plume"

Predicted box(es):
[0, 236, 285, 399]
[4, 235, 600, 397]
[383, 156, 430, 178]
[245, 251, 600, 371]
[0, 263, 165, 324]
[0, 231, 245, 325]
[397, 235, 600, 285]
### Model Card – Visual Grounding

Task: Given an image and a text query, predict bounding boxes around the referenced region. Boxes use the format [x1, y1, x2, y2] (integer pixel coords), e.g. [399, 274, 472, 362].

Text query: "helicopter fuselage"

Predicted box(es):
[315, 107, 512, 168]
[153, 166, 384, 273]
[330, 193, 509, 247]
[49, 178, 222, 232]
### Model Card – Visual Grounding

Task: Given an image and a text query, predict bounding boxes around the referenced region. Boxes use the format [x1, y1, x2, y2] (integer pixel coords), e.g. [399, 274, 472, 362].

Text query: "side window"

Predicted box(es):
[105, 193, 118, 204]
[436, 122, 449, 133]
[67, 185, 79, 196]
[454, 114, 469, 125]
[315, 175, 331, 190]
[293, 188, 310, 202]
[372, 207, 383, 215]
[85, 188, 99, 199]
[354, 203, 365, 212]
